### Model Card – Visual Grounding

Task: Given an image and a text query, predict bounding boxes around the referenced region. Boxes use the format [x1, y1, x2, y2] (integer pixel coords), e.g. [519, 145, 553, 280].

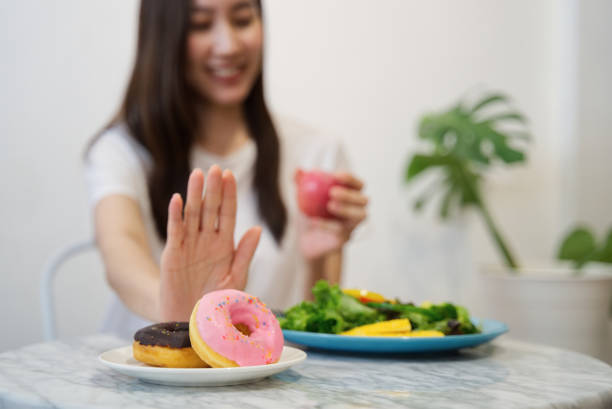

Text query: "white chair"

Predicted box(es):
[40, 239, 97, 341]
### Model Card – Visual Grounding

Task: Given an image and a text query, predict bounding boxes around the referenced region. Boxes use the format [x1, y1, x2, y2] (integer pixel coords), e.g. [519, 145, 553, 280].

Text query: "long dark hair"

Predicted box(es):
[88, 0, 286, 244]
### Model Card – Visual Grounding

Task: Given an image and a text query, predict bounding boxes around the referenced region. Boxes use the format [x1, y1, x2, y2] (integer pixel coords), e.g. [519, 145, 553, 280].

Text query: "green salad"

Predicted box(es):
[279, 280, 480, 335]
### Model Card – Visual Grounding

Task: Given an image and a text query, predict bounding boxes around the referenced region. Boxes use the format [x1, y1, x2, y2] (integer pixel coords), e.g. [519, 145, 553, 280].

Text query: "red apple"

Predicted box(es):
[295, 169, 341, 219]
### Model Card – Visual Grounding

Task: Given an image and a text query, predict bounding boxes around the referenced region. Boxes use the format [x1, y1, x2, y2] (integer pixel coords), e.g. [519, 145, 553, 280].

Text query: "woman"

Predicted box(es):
[85, 0, 368, 339]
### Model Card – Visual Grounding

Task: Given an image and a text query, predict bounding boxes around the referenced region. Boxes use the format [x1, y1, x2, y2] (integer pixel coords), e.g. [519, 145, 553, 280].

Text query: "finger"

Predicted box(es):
[329, 186, 369, 206]
[218, 169, 237, 237]
[201, 165, 223, 232]
[230, 226, 262, 285]
[327, 201, 367, 222]
[185, 169, 204, 237]
[333, 172, 364, 190]
[166, 193, 184, 249]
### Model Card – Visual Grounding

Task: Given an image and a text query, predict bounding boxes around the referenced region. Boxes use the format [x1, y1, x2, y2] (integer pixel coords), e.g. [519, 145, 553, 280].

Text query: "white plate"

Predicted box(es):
[98, 345, 306, 386]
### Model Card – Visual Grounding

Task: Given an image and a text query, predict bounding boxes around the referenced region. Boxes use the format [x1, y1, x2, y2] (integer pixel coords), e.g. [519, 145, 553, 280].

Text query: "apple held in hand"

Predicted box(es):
[295, 169, 342, 219]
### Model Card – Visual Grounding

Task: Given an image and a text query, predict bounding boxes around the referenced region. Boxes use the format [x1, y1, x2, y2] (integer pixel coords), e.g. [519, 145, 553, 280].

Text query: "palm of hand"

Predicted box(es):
[161, 229, 240, 301]
[159, 166, 261, 321]
[297, 173, 368, 261]
[298, 218, 345, 260]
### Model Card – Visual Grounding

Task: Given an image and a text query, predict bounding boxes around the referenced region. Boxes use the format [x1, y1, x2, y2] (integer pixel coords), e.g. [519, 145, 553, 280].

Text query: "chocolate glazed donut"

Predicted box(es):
[132, 322, 209, 368]
[134, 322, 192, 348]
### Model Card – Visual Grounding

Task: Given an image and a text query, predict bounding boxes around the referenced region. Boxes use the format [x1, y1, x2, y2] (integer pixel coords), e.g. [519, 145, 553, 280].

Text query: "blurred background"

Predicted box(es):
[0, 0, 610, 355]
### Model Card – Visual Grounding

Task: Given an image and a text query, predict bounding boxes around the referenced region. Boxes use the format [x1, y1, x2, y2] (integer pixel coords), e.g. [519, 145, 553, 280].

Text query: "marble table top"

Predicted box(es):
[0, 334, 610, 409]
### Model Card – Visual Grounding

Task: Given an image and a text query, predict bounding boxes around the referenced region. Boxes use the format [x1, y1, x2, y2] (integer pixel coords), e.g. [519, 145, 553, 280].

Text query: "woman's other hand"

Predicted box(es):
[159, 165, 261, 321]
[299, 172, 368, 261]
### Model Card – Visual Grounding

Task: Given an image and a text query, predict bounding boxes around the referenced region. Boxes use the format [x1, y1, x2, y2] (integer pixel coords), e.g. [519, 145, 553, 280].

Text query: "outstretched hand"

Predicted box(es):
[159, 166, 262, 321]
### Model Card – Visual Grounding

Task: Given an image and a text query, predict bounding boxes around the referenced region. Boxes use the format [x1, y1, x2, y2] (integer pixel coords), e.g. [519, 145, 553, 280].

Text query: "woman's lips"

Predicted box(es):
[208, 66, 245, 86]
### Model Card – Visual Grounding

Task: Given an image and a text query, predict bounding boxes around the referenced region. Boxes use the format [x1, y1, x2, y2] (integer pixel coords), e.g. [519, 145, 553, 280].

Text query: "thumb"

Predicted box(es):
[229, 226, 262, 289]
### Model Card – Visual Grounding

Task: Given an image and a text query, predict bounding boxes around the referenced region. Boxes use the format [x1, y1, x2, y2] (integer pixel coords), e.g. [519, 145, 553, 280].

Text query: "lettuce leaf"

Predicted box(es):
[280, 280, 382, 333]
[279, 280, 480, 335]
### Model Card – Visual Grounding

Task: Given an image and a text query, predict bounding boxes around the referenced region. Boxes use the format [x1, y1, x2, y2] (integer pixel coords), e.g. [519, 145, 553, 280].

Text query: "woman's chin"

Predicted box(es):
[206, 92, 249, 108]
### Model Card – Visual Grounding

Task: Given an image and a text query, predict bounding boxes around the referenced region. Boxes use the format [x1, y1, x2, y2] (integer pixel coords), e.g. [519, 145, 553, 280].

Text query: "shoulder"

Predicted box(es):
[273, 114, 336, 151]
[272, 114, 350, 172]
[85, 123, 150, 170]
[83, 123, 151, 206]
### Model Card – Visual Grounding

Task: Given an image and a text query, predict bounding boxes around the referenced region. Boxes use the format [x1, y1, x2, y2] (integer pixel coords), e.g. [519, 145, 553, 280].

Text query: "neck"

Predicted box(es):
[195, 103, 249, 156]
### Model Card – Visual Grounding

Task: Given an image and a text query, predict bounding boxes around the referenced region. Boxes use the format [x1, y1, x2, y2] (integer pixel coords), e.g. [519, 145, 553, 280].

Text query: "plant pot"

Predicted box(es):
[480, 263, 612, 363]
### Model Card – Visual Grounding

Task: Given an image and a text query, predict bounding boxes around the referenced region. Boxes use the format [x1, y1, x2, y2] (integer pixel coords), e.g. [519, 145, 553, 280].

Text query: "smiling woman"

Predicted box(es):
[83, 0, 369, 340]
[186, 0, 264, 106]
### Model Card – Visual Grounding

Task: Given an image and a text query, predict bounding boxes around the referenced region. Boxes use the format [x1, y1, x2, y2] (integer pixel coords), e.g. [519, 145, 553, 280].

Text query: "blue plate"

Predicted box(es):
[282, 318, 508, 353]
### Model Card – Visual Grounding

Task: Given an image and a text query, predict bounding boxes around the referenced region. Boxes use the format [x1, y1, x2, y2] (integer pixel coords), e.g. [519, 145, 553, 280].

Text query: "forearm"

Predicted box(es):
[98, 232, 161, 322]
[305, 249, 343, 299]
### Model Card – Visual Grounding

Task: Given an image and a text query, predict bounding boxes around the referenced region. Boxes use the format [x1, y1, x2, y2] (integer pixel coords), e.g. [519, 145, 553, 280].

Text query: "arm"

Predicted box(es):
[94, 195, 162, 322]
[305, 250, 342, 300]
[300, 171, 367, 299]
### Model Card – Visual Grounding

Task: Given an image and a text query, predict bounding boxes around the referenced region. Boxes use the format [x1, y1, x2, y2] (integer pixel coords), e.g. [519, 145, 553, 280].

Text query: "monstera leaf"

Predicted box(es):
[558, 226, 612, 269]
[405, 92, 530, 269]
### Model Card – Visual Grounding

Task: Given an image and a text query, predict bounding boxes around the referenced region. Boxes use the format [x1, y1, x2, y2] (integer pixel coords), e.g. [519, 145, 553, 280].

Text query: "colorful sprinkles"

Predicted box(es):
[198, 290, 281, 366]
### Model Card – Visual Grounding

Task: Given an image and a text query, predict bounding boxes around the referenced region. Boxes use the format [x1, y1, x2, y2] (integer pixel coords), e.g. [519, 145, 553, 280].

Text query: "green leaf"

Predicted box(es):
[302, 280, 382, 333]
[464, 139, 490, 165]
[482, 129, 526, 164]
[471, 93, 509, 113]
[558, 227, 597, 268]
[418, 115, 449, 146]
[413, 189, 434, 212]
[281, 301, 317, 331]
[412, 177, 446, 213]
[493, 142, 525, 163]
[405, 154, 450, 181]
[413, 197, 426, 211]
[406, 89, 529, 269]
[429, 303, 458, 319]
[440, 184, 458, 219]
[482, 111, 527, 124]
[452, 166, 480, 206]
[594, 229, 612, 263]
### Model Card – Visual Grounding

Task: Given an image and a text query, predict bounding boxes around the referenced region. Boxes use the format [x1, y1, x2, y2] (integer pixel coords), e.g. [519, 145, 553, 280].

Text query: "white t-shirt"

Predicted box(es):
[84, 117, 349, 339]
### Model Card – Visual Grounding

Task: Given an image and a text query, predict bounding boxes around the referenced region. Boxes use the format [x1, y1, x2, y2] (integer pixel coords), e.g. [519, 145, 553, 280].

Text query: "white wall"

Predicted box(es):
[574, 0, 612, 234]
[0, 0, 140, 349]
[0, 0, 609, 351]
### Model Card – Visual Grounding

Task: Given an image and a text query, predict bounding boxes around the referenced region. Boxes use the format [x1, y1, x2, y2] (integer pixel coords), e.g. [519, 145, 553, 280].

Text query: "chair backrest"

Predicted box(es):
[40, 239, 97, 341]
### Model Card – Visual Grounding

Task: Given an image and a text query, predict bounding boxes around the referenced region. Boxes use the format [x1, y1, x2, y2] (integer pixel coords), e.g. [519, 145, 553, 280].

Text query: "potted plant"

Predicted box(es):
[404, 91, 612, 362]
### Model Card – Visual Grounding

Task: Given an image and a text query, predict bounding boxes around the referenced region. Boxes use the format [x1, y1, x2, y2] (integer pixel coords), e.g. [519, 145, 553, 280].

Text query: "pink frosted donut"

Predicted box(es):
[188, 289, 284, 367]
